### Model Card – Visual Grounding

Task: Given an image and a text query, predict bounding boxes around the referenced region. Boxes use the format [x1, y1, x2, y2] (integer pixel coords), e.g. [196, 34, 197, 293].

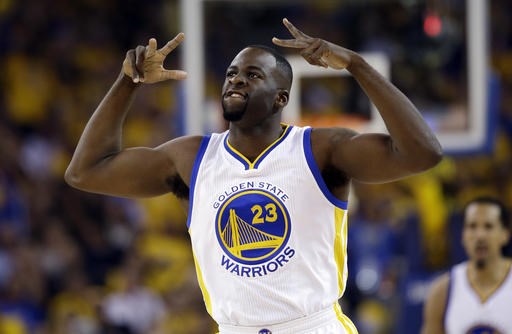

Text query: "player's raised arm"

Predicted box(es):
[65, 34, 198, 198]
[273, 19, 442, 183]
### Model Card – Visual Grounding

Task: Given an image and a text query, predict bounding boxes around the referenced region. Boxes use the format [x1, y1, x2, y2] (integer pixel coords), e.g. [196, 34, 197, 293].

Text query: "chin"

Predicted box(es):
[475, 258, 487, 269]
[222, 98, 248, 122]
[223, 110, 245, 122]
[222, 104, 247, 122]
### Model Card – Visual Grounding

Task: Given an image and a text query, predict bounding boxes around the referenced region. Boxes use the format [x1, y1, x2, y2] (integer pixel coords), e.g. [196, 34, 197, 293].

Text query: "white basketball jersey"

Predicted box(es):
[187, 125, 350, 326]
[445, 261, 512, 334]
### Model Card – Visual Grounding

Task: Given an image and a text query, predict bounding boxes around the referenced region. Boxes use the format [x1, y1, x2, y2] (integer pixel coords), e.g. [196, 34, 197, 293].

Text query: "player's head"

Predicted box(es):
[462, 196, 510, 268]
[246, 45, 293, 89]
[221, 46, 292, 123]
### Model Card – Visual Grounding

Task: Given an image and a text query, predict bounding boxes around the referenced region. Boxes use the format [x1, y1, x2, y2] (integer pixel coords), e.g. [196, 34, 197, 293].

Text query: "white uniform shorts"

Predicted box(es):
[218, 304, 358, 334]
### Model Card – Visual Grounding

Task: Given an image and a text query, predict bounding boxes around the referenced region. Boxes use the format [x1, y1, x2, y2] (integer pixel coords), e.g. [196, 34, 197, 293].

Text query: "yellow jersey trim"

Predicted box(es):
[334, 207, 348, 297]
[192, 252, 212, 316]
[334, 302, 359, 333]
[225, 124, 291, 170]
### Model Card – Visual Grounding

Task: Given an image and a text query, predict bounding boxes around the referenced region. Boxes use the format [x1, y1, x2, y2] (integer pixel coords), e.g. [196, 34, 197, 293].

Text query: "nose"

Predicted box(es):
[474, 226, 488, 240]
[229, 73, 246, 86]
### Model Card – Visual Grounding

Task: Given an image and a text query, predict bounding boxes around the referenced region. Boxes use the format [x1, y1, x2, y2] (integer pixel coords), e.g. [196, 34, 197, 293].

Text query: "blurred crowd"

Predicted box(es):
[0, 0, 511, 334]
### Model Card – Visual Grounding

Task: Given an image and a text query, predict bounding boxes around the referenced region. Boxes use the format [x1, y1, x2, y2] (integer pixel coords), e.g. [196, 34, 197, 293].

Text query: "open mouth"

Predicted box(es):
[475, 244, 488, 256]
[225, 90, 247, 100]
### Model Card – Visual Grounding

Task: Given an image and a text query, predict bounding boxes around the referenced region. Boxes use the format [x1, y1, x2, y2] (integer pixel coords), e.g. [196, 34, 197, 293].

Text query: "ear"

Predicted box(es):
[274, 90, 289, 110]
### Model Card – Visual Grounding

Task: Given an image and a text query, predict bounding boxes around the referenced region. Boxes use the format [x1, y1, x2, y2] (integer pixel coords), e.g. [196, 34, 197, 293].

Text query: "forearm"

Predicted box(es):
[347, 54, 442, 168]
[66, 72, 139, 183]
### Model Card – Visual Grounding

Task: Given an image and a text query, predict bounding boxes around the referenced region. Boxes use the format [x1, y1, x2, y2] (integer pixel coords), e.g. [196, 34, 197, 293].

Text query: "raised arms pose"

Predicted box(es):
[66, 19, 442, 333]
[66, 18, 441, 201]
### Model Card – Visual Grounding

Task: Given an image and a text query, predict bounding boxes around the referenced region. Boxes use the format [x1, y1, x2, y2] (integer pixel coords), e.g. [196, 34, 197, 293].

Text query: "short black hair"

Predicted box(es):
[463, 196, 510, 229]
[246, 44, 293, 89]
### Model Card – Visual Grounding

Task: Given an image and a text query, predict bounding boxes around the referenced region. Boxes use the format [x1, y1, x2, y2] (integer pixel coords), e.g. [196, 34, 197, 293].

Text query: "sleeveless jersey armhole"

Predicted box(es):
[302, 127, 348, 210]
[187, 135, 211, 229]
[443, 270, 453, 330]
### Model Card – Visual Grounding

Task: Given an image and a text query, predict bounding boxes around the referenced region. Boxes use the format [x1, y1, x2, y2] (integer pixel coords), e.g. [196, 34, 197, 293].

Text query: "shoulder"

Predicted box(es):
[426, 273, 451, 317]
[308, 126, 359, 152]
[157, 135, 205, 156]
[428, 273, 450, 301]
[422, 272, 450, 334]
[157, 135, 208, 184]
[307, 127, 359, 169]
[424, 272, 451, 316]
[309, 127, 359, 144]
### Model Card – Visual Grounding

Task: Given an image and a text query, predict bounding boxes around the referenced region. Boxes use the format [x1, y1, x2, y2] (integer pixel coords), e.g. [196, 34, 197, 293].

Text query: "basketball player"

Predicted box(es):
[421, 197, 512, 334]
[66, 19, 442, 333]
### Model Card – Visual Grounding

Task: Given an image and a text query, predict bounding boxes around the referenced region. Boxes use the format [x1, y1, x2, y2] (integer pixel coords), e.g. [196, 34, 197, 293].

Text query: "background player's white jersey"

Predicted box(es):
[187, 125, 350, 326]
[445, 261, 512, 334]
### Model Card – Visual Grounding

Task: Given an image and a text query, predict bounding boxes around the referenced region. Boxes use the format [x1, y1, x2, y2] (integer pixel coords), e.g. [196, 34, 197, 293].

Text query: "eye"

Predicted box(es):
[226, 71, 237, 78]
[465, 222, 477, 230]
[248, 72, 261, 79]
[484, 222, 494, 230]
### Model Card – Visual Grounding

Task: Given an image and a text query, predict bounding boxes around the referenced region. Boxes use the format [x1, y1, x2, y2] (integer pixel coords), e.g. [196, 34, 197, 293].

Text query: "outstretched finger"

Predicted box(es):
[272, 37, 310, 49]
[282, 18, 310, 39]
[146, 38, 157, 58]
[161, 69, 188, 81]
[159, 32, 185, 56]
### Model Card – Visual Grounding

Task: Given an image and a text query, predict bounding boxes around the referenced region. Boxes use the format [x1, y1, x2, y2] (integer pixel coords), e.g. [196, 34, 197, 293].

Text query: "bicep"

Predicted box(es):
[72, 146, 176, 198]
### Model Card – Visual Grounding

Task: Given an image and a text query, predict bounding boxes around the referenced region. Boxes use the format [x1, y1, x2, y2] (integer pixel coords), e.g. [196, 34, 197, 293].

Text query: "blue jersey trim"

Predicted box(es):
[253, 125, 293, 169]
[443, 270, 453, 330]
[303, 128, 348, 210]
[187, 135, 211, 228]
[223, 134, 250, 169]
[224, 124, 293, 170]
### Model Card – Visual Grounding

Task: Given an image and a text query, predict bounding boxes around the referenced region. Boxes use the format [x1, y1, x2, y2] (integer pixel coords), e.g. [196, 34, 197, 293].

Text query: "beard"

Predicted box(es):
[222, 97, 248, 122]
[475, 258, 487, 269]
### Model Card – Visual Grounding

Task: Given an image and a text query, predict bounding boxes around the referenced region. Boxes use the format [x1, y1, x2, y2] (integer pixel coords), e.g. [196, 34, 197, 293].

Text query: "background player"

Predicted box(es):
[421, 196, 512, 334]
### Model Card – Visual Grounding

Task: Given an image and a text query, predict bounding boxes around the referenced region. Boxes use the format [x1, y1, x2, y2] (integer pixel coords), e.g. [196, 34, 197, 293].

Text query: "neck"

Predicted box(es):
[469, 257, 509, 284]
[467, 257, 511, 303]
[228, 122, 285, 161]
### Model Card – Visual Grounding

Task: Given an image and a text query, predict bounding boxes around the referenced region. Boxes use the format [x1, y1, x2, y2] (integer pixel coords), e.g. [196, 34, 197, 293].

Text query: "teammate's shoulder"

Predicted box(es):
[432, 272, 450, 286]
[428, 272, 450, 300]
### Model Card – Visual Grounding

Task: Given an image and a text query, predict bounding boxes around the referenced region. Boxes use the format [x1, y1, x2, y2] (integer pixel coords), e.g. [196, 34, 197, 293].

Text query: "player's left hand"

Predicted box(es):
[272, 18, 354, 70]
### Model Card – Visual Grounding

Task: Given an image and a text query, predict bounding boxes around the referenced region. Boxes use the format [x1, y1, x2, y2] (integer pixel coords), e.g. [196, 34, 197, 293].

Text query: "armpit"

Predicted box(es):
[166, 174, 189, 199]
[322, 164, 349, 193]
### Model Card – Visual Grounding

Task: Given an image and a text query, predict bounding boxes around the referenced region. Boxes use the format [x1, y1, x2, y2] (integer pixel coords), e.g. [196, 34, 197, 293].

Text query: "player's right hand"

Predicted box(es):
[122, 33, 188, 84]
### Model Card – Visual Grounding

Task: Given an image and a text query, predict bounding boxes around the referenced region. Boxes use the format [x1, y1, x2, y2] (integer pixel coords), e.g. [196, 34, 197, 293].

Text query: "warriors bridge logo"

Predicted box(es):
[215, 188, 295, 277]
